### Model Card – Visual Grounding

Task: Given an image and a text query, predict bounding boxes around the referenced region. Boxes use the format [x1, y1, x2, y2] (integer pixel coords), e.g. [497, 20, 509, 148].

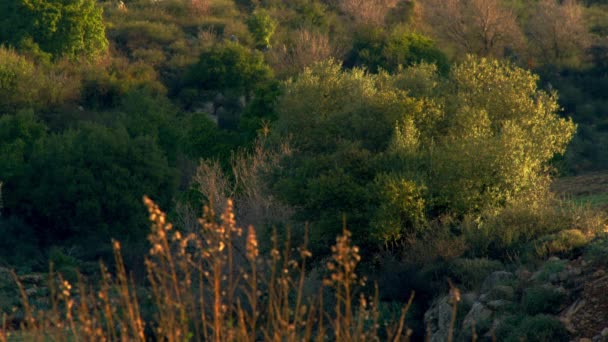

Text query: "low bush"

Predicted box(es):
[534, 229, 591, 257]
[447, 258, 504, 290]
[522, 285, 566, 315]
[505, 314, 569, 342]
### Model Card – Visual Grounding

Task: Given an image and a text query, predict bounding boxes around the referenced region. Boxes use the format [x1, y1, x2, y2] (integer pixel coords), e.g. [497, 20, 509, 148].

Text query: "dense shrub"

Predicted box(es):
[346, 28, 449, 74]
[5, 123, 177, 251]
[447, 258, 504, 289]
[522, 285, 566, 315]
[185, 42, 273, 93]
[0, 48, 37, 112]
[505, 314, 569, 342]
[0, 0, 108, 60]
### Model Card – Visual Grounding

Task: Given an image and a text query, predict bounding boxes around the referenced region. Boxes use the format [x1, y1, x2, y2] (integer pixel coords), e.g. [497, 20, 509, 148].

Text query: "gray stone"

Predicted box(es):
[601, 327, 608, 337]
[479, 293, 488, 303]
[461, 292, 478, 307]
[487, 285, 515, 301]
[463, 302, 492, 330]
[486, 299, 511, 311]
[424, 296, 453, 342]
[481, 271, 514, 292]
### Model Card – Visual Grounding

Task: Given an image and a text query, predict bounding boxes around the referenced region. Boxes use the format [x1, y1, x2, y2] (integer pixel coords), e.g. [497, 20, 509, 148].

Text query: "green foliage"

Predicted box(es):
[273, 57, 576, 251]
[0, 217, 44, 271]
[186, 42, 273, 93]
[418, 56, 575, 214]
[181, 113, 243, 163]
[247, 9, 277, 48]
[347, 28, 449, 74]
[522, 285, 566, 315]
[0, 0, 108, 60]
[6, 123, 176, 249]
[496, 314, 569, 342]
[81, 57, 166, 110]
[271, 60, 424, 248]
[372, 174, 427, 244]
[462, 198, 569, 258]
[584, 236, 608, 266]
[0, 110, 47, 181]
[0, 47, 37, 112]
[534, 229, 590, 257]
[507, 315, 569, 342]
[447, 258, 504, 289]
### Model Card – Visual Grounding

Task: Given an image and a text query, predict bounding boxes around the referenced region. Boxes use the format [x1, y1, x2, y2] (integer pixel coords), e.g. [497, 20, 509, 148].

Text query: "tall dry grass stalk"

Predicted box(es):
[1, 198, 414, 341]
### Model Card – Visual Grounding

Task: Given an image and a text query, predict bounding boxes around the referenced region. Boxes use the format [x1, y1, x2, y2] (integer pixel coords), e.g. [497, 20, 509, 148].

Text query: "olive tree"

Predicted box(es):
[271, 57, 575, 248]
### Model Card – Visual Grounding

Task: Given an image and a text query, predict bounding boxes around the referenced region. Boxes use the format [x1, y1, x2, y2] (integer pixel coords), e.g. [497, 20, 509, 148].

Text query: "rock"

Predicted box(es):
[601, 327, 608, 337]
[517, 268, 532, 281]
[594, 270, 606, 278]
[549, 272, 560, 283]
[481, 271, 514, 292]
[559, 298, 586, 333]
[462, 302, 492, 331]
[571, 267, 583, 276]
[479, 293, 488, 303]
[202, 101, 215, 114]
[487, 285, 515, 301]
[461, 292, 478, 307]
[548, 256, 561, 262]
[486, 299, 511, 311]
[424, 296, 453, 342]
[579, 338, 592, 342]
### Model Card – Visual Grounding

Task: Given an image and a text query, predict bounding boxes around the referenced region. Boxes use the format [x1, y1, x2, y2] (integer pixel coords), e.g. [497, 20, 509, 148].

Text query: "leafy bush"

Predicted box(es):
[346, 28, 449, 74]
[504, 314, 569, 342]
[247, 9, 277, 48]
[447, 258, 504, 289]
[584, 235, 608, 266]
[522, 285, 566, 315]
[0, 48, 37, 112]
[6, 123, 177, 251]
[0, 0, 108, 60]
[81, 58, 166, 109]
[462, 197, 571, 258]
[535, 229, 591, 257]
[372, 174, 427, 244]
[185, 42, 273, 93]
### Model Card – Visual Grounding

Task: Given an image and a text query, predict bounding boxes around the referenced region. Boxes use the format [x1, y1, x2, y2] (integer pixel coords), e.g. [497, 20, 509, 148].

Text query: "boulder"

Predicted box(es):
[424, 295, 453, 342]
[481, 271, 514, 292]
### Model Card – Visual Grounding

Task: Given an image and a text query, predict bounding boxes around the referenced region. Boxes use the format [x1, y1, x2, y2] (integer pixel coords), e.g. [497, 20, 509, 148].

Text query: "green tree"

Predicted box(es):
[0, 47, 37, 112]
[247, 9, 277, 49]
[5, 123, 176, 250]
[0, 0, 108, 60]
[270, 60, 425, 249]
[271, 57, 575, 248]
[185, 42, 273, 94]
[347, 29, 449, 74]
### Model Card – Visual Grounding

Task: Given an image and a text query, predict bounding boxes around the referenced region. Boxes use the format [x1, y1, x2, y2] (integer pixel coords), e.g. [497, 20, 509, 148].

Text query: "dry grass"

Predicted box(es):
[0, 198, 425, 341]
[268, 29, 344, 78]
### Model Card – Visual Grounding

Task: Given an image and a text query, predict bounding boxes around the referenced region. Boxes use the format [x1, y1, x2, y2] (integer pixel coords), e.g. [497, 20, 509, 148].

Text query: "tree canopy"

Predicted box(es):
[271, 57, 575, 248]
[0, 0, 108, 60]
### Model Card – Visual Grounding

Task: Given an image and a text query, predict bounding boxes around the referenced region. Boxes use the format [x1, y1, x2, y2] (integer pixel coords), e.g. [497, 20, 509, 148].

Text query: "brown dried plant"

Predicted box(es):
[339, 0, 400, 26]
[2, 198, 413, 341]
